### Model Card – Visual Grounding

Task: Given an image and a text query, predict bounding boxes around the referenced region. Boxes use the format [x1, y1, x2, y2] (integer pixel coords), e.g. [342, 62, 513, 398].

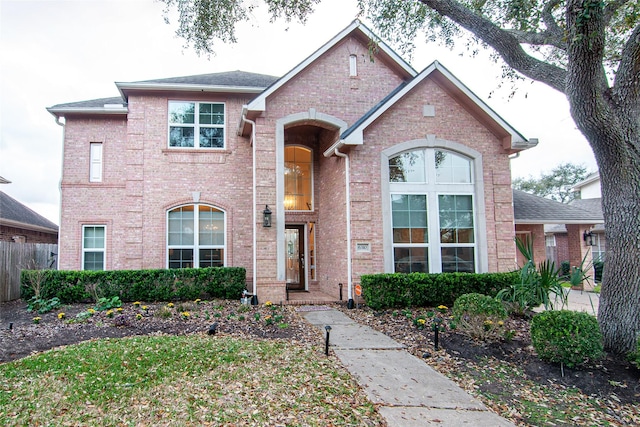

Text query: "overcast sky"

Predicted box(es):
[0, 0, 597, 225]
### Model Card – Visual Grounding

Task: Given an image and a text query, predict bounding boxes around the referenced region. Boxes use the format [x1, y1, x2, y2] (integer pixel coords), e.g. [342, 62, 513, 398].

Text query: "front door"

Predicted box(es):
[285, 225, 305, 290]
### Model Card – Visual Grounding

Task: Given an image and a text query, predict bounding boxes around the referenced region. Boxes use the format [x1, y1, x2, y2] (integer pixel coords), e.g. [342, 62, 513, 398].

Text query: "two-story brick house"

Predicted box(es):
[47, 21, 537, 304]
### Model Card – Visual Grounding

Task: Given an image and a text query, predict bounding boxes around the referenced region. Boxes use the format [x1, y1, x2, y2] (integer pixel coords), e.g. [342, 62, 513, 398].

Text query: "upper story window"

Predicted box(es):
[168, 101, 225, 149]
[284, 146, 313, 211]
[435, 150, 471, 183]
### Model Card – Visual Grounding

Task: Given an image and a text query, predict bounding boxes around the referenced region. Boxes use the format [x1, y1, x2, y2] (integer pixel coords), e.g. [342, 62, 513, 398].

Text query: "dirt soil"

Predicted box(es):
[2, 299, 639, 414]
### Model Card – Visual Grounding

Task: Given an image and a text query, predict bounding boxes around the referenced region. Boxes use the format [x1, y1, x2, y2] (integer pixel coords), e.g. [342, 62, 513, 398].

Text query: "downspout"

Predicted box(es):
[333, 148, 354, 309]
[241, 114, 258, 301]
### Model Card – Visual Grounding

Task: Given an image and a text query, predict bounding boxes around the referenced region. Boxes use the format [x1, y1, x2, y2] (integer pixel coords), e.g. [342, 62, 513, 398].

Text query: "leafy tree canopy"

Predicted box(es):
[513, 162, 590, 203]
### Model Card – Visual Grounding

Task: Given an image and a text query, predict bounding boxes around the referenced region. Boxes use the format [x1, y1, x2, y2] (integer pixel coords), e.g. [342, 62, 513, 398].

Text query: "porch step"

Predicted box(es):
[284, 289, 342, 306]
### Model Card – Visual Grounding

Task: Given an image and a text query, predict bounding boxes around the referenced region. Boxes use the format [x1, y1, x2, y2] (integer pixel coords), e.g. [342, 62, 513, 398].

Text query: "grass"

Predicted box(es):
[0, 335, 382, 426]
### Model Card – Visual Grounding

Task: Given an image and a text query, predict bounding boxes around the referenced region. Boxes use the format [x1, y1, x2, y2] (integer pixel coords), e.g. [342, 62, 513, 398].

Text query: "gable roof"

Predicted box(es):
[513, 189, 603, 224]
[243, 20, 416, 115]
[572, 171, 600, 191]
[0, 191, 58, 234]
[324, 61, 536, 156]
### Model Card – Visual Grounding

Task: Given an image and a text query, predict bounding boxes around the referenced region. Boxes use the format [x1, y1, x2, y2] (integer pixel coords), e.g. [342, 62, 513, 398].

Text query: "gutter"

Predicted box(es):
[241, 113, 258, 301]
[329, 148, 354, 308]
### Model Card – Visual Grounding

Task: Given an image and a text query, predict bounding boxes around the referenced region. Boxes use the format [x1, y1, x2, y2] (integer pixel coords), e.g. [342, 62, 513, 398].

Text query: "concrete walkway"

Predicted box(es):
[300, 308, 515, 427]
[535, 289, 600, 314]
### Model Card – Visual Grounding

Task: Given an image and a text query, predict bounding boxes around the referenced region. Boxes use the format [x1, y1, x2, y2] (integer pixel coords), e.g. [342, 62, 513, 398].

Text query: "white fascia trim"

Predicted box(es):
[116, 82, 267, 100]
[515, 219, 605, 225]
[246, 20, 417, 113]
[46, 107, 128, 118]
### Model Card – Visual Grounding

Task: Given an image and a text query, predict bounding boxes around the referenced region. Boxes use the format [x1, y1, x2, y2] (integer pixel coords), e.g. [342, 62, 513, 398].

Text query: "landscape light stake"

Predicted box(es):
[324, 325, 332, 356]
[433, 318, 442, 351]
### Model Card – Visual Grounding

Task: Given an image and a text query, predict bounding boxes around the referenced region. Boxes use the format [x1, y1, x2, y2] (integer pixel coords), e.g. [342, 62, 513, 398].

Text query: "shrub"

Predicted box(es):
[452, 293, 508, 341]
[593, 261, 604, 283]
[530, 310, 604, 368]
[21, 267, 246, 303]
[560, 261, 571, 278]
[359, 272, 518, 310]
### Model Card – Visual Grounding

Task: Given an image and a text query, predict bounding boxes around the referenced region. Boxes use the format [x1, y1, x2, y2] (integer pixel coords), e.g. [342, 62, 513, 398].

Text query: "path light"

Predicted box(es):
[433, 318, 442, 351]
[208, 322, 218, 335]
[325, 325, 332, 356]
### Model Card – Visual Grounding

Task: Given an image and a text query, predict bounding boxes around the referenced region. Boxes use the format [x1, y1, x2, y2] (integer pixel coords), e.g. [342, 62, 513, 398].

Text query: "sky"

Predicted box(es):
[0, 0, 598, 225]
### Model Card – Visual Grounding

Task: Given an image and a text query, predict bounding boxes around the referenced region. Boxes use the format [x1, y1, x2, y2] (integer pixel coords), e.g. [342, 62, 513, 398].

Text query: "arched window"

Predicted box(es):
[388, 148, 476, 273]
[284, 146, 313, 211]
[167, 204, 225, 268]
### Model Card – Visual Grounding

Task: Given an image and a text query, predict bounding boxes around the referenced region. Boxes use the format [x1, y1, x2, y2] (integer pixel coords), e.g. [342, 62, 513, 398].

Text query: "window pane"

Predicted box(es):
[435, 150, 471, 183]
[394, 247, 429, 273]
[199, 127, 224, 148]
[84, 226, 104, 249]
[169, 249, 193, 269]
[168, 207, 194, 245]
[284, 146, 313, 211]
[199, 206, 224, 246]
[84, 252, 104, 271]
[199, 103, 224, 125]
[439, 195, 474, 243]
[170, 127, 195, 147]
[199, 249, 224, 267]
[392, 194, 427, 244]
[441, 247, 475, 273]
[169, 102, 195, 124]
[389, 150, 426, 182]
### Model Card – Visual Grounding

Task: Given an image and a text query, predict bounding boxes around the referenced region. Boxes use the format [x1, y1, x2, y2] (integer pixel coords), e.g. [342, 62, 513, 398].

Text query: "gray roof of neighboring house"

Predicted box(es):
[513, 189, 604, 224]
[49, 96, 126, 110]
[0, 191, 58, 233]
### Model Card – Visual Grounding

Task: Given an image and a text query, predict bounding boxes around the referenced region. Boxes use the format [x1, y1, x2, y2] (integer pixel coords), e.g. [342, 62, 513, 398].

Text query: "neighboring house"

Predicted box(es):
[0, 191, 58, 244]
[513, 190, 603, 280]
[47, 21, 539, 304]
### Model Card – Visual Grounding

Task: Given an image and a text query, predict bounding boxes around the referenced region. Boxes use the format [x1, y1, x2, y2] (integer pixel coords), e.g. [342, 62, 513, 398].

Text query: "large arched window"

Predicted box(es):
[167, 204, 225, 268]
[284, 146, 313, 211]
[388, 148, 476, 273]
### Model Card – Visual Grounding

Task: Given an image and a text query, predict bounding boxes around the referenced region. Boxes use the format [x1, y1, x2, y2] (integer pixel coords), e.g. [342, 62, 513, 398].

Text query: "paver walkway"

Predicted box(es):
[300, 308, 516, 427]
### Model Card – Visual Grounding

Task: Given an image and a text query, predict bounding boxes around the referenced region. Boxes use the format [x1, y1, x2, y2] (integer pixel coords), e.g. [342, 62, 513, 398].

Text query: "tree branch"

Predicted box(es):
[541, 0, 564, 40]
[612, 23, 640, 113]
[506, 29, 565, 50]
[417, 0, 567, 92]
[603, 0, 631, 26]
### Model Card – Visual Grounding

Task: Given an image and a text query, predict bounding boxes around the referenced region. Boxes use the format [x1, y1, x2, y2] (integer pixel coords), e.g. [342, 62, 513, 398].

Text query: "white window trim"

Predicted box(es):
[381, 136, 488, 273]
[82, 224, 106, 271]
[168, 101, 226, 149]
[166, 204, 227, 268]
[89, 142, 103, 182]
[349, 54, 358, 77]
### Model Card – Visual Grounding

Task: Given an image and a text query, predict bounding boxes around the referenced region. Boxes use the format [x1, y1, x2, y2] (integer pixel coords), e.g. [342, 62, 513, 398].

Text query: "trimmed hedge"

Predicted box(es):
[21, 267, 246, 303]
[359, 272, 519, 310]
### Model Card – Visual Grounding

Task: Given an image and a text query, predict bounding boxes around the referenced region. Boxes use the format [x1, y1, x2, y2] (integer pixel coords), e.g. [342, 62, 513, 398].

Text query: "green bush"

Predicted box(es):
[560, 261, 571, 278]
[452, 293, 508, 340]
[530, 310, 604, 368]
[21, 267, 246, 303]
[593, 260, 604, 283]
[359, 272, 518, 310]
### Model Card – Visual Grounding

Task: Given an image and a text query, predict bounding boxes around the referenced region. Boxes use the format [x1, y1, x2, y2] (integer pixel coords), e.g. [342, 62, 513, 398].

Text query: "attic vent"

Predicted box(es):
[349, 54, 357, 77]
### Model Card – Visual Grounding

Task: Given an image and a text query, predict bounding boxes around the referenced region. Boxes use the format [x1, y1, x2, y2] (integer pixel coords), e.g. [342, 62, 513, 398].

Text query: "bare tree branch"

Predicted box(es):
[541, 0, 564, 40]
[417, 0, 567, 92]
[506, 29, 565, 50]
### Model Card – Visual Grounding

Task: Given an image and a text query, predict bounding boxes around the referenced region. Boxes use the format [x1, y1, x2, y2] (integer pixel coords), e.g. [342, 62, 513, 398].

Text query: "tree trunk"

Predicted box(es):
[595, 144, 640, 354]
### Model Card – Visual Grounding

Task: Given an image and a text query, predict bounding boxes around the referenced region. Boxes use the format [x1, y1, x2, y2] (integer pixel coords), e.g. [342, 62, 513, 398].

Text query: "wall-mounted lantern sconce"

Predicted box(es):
[583, 230, 594, 246]
[263, 205, 272, 228]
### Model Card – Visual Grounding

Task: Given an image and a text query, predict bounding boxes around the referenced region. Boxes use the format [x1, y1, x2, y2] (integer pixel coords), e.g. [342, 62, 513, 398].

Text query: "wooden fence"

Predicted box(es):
[0, 242, 57, 302]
